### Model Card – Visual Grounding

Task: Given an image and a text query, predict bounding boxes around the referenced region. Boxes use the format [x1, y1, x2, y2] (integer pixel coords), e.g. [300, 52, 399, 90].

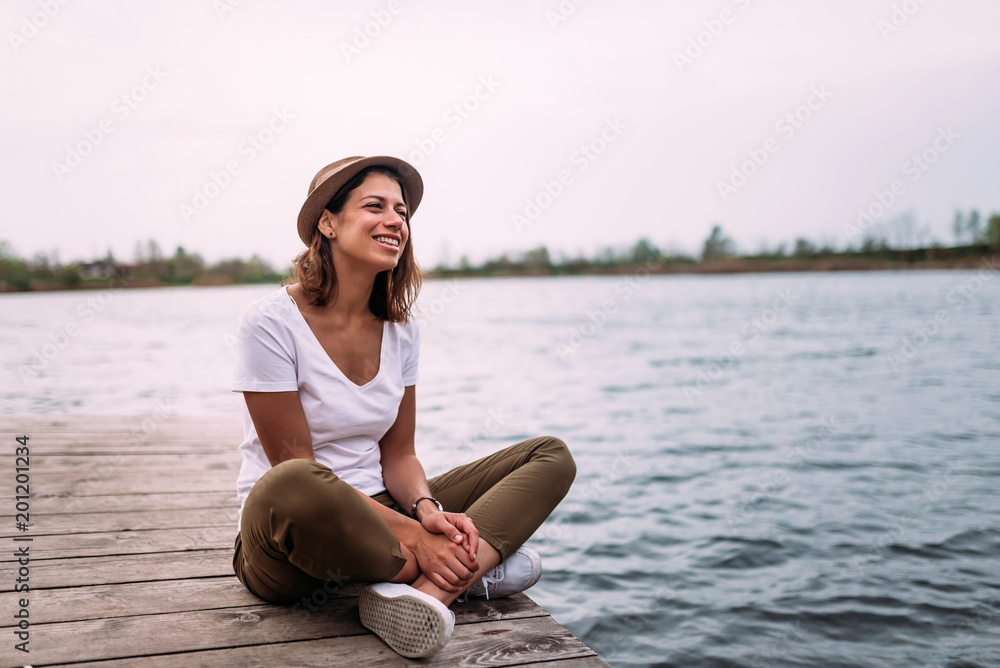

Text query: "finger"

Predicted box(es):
[469, 531, 480, 560]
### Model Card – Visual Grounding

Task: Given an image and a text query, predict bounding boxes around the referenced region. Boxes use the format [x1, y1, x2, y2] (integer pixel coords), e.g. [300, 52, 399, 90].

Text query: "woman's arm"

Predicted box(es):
[243, 390, 422, 542]
[243, 391, 315, 465]
[380, 387, 481, 571]
[242, 388, 477, 590]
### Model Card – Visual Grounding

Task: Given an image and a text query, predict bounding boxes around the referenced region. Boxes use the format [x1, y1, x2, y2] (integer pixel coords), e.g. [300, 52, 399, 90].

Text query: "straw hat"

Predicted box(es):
[297, 156, 424, 245]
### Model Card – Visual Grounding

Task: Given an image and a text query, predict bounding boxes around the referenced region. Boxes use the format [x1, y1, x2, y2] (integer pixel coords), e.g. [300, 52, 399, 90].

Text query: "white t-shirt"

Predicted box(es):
[231, 285, 419, 521]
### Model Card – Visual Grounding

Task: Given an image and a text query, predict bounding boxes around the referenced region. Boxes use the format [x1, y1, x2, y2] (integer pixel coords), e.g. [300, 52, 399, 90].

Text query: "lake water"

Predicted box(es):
[2, 268, 999, 667]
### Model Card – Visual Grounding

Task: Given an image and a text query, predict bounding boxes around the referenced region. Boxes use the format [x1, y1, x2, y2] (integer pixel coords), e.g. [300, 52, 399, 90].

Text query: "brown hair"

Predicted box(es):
[289, 166, 421, 321]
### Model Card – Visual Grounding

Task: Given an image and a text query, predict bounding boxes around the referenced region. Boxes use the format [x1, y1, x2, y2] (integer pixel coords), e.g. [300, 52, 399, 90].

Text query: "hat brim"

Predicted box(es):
[296, 156, 424, 246]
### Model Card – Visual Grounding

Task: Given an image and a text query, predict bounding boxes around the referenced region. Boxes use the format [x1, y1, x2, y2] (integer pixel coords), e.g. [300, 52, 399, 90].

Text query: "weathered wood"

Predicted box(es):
[0, 491, 235, 515]
[34, 610, 588, 668]
[0, 577, 539, 628]
[0, 507, 234, 535]
[15, 595, 550, 665]
[0, 525, 233, 561]
[17, 549, 234, 587]
[27, 453, 242, 469]
[0, 416, 611, 667]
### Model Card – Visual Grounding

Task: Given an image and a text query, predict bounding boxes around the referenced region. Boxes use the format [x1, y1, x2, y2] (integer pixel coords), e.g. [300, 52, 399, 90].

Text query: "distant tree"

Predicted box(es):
[951, 209, 965, 245]
[987, 214, 1000, 248]
[57, 264, 82, 287]
[629, 238, 661, 264]
[792, 238, 816, 258]
[523, 246, 551, 270]
[701, 224, 735, 261]
[147, 239, 164, 261]
[967, 209, 982, 244]
[168, 246, 205, 283]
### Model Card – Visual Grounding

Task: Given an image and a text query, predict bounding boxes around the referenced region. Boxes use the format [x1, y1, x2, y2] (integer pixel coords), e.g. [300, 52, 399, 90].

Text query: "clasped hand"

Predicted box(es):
[410, 510, 480, 592]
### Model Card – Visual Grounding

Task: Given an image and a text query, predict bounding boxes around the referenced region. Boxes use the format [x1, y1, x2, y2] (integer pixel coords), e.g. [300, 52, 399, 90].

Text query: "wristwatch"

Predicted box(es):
[410, 496, 443, 518]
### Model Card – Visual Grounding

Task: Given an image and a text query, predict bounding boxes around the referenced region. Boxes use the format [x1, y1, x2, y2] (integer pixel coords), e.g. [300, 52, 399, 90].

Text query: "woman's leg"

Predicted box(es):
[234, 458, 408, 604]
[429, 435, 576, 560]
[408, 435, 575, 604]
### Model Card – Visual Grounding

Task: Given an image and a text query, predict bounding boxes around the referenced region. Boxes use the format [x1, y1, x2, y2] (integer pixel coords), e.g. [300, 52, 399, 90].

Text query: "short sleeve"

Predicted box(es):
[231, 298, 299, 393]
[402, 321, 420, 386]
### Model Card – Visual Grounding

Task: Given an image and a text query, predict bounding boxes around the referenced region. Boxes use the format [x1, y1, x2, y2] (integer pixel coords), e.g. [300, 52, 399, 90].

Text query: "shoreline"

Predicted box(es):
[1, 252, 995, 293]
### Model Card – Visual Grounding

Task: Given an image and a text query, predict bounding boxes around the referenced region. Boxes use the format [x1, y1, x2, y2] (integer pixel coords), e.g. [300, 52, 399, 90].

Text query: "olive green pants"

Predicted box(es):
[233, 436, 575, 604]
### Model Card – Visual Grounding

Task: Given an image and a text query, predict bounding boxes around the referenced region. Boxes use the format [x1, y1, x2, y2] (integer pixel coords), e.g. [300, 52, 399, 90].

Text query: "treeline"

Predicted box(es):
[3, 207, 997, 291]
[0, 239, 285, 292]
[432, 208, 999, 277]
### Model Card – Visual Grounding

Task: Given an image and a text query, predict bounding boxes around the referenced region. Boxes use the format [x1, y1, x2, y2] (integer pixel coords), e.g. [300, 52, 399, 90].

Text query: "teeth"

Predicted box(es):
[374, 236, 399, 247]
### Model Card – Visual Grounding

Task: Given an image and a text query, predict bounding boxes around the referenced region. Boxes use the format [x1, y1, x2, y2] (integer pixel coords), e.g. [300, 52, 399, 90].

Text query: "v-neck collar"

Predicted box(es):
[283, 286, 387, 389]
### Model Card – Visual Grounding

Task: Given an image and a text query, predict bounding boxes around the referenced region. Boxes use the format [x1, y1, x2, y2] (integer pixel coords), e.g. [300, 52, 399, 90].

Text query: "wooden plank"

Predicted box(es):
[60, 615, 596, 668]
[1, 578, 262, 625]
[4, 470, 235, 496]
[0, 507, 235, 535]
[13, 549, 234, 587]
[0, 491, 236, 515]
[16, 595, 548, 665]
[0, 578, 539, 627]
[0, 526, 233, 561]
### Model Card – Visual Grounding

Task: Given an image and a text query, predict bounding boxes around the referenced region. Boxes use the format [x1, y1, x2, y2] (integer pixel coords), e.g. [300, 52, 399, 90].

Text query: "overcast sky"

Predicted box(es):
[2, 0, 998, 269]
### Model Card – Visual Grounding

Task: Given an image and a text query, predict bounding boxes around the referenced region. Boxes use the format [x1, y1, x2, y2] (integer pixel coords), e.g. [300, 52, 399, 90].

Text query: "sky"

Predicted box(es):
[2, 0, 998, 270]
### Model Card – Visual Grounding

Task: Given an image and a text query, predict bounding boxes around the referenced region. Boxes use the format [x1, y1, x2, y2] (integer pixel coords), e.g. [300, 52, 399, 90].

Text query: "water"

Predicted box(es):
[2, 269, 999, 667]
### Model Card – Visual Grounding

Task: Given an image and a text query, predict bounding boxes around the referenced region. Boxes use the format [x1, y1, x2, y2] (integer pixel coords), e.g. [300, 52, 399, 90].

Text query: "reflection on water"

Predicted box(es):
[3, 269, 999, 667]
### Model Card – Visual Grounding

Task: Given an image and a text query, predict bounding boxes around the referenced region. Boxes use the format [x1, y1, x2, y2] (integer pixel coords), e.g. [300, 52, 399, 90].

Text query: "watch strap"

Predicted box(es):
[410, 496, 443, 518]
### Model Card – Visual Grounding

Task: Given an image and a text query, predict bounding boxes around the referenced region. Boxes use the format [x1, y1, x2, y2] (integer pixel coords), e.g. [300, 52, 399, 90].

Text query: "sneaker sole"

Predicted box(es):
[359, 583, 454, 658]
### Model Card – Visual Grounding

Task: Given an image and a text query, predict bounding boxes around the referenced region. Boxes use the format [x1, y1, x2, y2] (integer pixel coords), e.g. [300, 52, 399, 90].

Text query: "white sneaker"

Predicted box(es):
[462, 546, 542, 600]
[359, 582, 455, 658]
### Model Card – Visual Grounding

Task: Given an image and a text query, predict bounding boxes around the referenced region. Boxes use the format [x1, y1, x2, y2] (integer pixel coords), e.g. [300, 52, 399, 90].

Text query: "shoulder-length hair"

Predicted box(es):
[289, 166, 421, 322]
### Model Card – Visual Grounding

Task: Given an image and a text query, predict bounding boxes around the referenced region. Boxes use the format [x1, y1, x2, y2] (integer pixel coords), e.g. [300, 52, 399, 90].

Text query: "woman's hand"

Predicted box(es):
[407, 520, 480, 592]
[421, 510, 480, 561]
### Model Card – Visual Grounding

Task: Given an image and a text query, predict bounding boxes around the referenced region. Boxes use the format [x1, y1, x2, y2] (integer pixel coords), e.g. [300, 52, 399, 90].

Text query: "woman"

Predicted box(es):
[231, 156, 576, 658]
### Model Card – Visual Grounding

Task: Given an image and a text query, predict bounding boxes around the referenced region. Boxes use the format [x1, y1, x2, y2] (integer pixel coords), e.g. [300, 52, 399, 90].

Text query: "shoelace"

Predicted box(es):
[458, 564, 505, 602]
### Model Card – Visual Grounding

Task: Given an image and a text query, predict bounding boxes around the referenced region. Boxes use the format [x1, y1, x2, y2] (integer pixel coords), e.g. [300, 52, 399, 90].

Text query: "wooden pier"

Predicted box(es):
[1, 415, 610, 667]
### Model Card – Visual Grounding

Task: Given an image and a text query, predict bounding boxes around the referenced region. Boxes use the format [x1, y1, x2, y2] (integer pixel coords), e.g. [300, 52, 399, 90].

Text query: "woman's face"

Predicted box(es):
[320, 172, 409, 272]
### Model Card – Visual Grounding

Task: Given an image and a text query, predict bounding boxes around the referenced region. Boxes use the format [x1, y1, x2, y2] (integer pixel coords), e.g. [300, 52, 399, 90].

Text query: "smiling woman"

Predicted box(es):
[229, 156, 576, 659]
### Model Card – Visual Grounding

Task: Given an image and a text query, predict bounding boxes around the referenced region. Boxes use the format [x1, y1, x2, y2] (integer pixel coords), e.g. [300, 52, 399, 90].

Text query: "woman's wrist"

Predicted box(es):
[410, 496, 443, 520]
